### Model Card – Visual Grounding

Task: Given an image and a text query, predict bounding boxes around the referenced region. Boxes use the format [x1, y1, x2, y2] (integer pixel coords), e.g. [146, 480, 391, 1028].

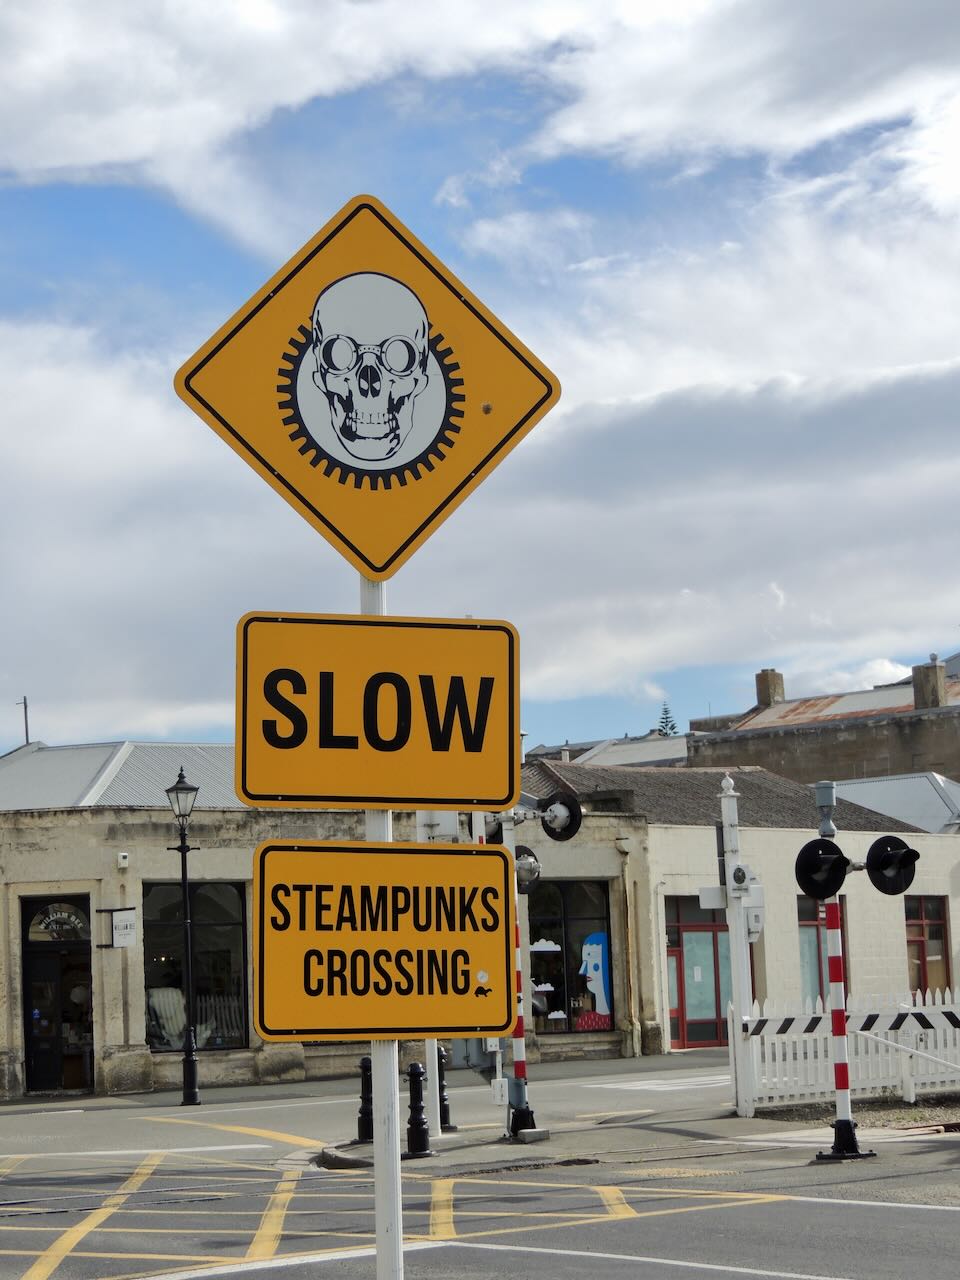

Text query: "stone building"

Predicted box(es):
[688, 654, 960, 784]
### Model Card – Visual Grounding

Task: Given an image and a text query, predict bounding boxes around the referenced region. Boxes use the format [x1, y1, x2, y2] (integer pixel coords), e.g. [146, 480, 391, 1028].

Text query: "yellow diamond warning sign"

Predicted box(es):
[253, 841, 516, 1041]
[175, 194, 560, 579]
[236, 612, 519, 810]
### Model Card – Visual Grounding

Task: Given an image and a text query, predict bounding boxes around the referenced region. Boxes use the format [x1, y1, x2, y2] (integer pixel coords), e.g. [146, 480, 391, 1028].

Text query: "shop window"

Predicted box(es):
[528, 880, 612, 1033]
[664, 896, 733, 1048]
[905, 896, 950, 995]
[143, 882, 247, 1051]
[798, 896, 847, 1005]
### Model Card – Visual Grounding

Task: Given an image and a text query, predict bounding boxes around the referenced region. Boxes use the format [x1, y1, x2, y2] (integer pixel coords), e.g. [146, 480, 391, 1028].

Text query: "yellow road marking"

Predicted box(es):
[403, 1177, 785, 1245]
[147, 1116, 325, 1147]
[246, 1169, 300, 1260]
[20, 1153, 165, 1280]
[0, 1157, 25, 1175]
[429, 1178, 456, 1239]
[594, 1186, 638, 1219]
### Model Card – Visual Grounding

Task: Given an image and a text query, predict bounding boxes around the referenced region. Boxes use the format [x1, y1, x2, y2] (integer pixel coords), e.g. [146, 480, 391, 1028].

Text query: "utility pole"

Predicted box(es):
[16, 696, 29, 745]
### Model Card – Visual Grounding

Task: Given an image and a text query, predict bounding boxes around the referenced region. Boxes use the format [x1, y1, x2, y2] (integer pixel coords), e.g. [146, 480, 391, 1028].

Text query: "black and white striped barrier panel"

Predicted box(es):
[744, 1008, 960, 1037]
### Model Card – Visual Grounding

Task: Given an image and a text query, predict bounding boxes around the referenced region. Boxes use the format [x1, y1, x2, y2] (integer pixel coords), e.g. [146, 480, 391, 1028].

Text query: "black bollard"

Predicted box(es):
[356, 1055, 373, 1144]
[403, 1061, 433, 1158]
[437, 1045, 457, 1132]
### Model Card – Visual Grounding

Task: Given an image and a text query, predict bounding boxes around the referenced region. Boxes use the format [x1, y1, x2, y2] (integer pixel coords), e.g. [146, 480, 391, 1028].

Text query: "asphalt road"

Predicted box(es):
[0, 1053, 957, 1280]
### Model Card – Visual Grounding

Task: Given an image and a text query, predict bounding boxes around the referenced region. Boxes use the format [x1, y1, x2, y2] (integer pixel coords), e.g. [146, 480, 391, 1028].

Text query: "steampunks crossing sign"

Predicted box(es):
[175, 194, 560, 579]
[253, 842, 516, 1039]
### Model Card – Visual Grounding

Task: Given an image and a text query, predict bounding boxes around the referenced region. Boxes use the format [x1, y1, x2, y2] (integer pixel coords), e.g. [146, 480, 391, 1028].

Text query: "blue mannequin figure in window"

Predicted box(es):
[575, 930, 612, 1030]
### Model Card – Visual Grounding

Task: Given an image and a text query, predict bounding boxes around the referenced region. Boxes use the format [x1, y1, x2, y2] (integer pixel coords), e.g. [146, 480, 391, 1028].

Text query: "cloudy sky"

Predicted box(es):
[2, 1, 960, 760]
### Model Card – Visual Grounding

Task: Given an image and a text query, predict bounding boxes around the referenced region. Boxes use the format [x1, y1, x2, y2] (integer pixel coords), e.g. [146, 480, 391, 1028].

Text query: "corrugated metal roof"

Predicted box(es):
[97, 743, 240, 809]
[0, 741, 242, 811]
[576, 736, 688, 766]
[735, 682, 960, 731]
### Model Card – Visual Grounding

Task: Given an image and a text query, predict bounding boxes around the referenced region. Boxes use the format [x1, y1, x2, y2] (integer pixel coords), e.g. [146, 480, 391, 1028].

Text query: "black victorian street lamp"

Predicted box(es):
[166, 767, 201, 1106]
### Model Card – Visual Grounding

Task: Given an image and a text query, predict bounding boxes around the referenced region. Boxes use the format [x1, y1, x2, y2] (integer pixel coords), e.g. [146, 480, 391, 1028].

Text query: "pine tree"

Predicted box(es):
[657, 701, 678, 737]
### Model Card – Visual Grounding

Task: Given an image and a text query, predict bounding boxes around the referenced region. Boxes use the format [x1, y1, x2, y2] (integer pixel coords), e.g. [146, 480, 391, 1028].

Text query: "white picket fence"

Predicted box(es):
[732, 989, 960, 1116]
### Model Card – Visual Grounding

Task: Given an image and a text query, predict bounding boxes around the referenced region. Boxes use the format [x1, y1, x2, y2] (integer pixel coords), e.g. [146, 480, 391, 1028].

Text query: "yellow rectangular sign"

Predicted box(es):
[236, 612, 519, 810]
[253, 841, 516, 1040]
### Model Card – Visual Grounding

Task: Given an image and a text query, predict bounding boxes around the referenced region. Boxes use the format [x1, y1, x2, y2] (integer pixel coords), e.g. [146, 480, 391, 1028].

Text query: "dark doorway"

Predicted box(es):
[21, 896, 94, 1093]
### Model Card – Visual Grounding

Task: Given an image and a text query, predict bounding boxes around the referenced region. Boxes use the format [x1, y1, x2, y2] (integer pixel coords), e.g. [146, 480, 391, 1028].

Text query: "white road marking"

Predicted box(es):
[140, 1240, 442, 1278]
[779, 1192, 960, 1212]
[0, 1144, 269, 1159]
[450, 1240, 854, 1278]
[585, 1074, 730, 1092]
[701, 1128, 960, 1148]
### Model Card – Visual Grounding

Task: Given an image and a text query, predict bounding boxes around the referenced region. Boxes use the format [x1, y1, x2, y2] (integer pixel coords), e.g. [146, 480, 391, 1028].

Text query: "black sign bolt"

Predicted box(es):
[437, 1046, 458, 1132]
[403, 1062, 434, 1159]
[356, 1055, 373, 1144]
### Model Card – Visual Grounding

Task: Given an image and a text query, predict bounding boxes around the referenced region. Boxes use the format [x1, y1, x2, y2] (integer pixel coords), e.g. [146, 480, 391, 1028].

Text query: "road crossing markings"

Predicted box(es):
[429, 1178, 457, 1239]
[0, 1144, 269, 1160]
[147, 1115, 328, 1147]
[449, 1239, 857, 1279]
[576, 1108, 656, 1119]
[112, 1240, 444, 1279]
[413, 1176, 778, 1243]
[584, 1073, 730, 1092]
[21, 1150, 165, 1280]
[594, 1186, 638, 1219]
[246, 1169, 302, 1260]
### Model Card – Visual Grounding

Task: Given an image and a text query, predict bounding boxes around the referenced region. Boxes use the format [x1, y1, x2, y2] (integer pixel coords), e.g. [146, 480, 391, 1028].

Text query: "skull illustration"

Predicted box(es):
[311, 273, 430, 462]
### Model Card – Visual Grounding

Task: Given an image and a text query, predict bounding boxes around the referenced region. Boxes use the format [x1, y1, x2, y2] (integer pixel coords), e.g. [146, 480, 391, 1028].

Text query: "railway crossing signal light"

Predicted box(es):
[540, 792, 582, 842]
[865, 835, 919, 896]
[795, 838, 851, 900]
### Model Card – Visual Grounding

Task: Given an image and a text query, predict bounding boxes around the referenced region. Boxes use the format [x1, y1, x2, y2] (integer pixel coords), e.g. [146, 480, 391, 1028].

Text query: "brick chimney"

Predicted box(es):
[755, 668, 785, 708]
[912, 653, 946, 709]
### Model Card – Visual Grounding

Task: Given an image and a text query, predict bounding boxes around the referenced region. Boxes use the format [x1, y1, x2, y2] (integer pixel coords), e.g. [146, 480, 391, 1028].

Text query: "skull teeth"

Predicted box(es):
[344, 411, 398, 438]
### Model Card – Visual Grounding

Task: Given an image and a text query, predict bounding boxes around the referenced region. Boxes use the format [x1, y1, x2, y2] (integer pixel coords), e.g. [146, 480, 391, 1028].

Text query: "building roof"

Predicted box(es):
[732, 682, 960, 733]
[525, 737, 605, 762]
[574, 733, 688, 767]
[834, 773, 960, 835]
[0, 741, 242, 811]
[521, 760, 921, 832]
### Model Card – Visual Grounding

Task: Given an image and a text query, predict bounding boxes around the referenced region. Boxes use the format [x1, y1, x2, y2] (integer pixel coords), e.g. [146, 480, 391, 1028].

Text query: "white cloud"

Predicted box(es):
[531, 2, 960, 169]
[499, 195, 960, 416]
[0, 2, 589, 176]
[786, 659, 914, 698]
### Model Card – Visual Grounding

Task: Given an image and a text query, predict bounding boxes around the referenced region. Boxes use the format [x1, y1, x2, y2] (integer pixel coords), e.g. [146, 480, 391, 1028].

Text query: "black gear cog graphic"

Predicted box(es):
[277, 326, 465, 490]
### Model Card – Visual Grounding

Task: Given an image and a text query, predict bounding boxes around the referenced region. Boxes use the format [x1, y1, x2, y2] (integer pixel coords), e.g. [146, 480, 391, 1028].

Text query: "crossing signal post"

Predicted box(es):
[795, 781, 920, 1162]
